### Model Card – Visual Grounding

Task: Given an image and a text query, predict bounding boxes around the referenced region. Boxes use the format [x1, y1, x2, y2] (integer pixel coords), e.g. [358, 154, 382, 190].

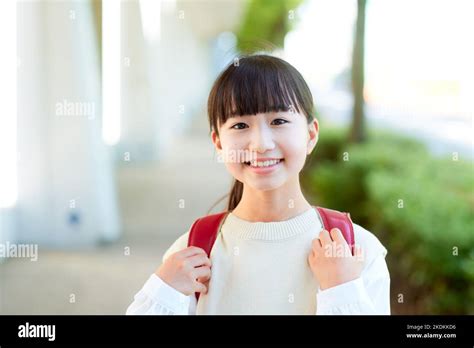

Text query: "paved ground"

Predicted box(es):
[0, 116, 231, 314]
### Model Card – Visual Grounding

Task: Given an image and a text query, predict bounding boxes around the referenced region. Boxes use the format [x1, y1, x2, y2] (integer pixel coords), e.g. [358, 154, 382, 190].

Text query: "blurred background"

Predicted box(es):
[0, 0, 472, 315]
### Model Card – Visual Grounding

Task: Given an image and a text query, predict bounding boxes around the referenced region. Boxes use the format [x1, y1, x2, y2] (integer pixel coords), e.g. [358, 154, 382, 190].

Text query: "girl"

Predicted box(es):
[126, 54, 390, 315]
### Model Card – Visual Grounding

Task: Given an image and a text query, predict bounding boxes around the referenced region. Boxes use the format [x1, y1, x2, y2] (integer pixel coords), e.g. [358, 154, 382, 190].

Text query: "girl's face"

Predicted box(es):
[212, 111, 319, 192]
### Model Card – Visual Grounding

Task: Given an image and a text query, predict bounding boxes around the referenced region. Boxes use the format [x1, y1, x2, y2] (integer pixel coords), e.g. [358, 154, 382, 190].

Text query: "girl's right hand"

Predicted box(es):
[155, 246, 212, 296]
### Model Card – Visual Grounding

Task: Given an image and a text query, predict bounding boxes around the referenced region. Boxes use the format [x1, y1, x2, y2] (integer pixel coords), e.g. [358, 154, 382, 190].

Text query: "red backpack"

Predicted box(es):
[187, 206, 355, 302]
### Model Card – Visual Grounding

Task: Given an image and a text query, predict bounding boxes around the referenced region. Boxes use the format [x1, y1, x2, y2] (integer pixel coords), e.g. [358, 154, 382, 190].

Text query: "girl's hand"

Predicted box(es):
[308, 228, 364, 290]
[156, 246, 212, 296]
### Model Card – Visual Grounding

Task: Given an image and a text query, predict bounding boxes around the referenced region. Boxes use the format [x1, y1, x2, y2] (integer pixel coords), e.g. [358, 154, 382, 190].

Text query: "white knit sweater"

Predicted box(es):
[126, 208, 390, 315]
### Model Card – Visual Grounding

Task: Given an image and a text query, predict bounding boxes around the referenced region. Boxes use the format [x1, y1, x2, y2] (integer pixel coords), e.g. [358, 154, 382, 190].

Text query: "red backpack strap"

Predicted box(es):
[315, 206, 355, 255]
[187, 211, 228, 302]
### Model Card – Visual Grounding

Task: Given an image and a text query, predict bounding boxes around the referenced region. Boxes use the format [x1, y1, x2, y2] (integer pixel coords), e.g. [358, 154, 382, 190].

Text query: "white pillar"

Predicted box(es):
[120, 0, 159, 162]
[16, 1, 120, 248]
[120, 1, 245, 163]
[0, 0, 18, 262]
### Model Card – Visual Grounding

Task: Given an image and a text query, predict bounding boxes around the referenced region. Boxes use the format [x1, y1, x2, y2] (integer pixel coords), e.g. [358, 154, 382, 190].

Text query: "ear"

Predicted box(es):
[211, 130, 223, 151]
[306, 118, 319, 155]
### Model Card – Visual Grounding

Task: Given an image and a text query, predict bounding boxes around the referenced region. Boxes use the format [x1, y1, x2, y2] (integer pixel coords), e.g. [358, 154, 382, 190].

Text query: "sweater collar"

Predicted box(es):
[224, 208, 321, 241]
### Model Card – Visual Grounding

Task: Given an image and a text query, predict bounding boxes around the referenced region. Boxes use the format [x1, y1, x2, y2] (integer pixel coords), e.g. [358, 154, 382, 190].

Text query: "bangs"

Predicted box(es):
[208, 55, 314, 133]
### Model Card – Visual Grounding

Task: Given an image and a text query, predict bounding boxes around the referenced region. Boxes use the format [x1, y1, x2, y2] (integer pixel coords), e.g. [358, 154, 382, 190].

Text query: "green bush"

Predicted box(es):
[302, 127, 429, 223]
[301, 125, 474, 314]
[367, 161, 474, 314]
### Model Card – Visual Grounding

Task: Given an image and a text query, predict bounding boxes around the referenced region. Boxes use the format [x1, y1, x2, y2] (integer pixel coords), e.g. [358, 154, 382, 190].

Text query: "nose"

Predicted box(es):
[248, 125, 275, 153]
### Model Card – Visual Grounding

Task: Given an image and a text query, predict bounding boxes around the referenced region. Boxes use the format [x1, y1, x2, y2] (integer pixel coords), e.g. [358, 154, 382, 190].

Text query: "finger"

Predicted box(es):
[311, 238, 322, 251]
[194, 280, 208, 294]
[197, 276, 210, 285]
[307, 251, 315, 265]
[178, 246, 207, 259]
[329, 228, 354, 255]
[186, 254, 211, 268]
[329, 228, 347, 245]
[318, 229, 332, 246]
[193, 266, 211, 282]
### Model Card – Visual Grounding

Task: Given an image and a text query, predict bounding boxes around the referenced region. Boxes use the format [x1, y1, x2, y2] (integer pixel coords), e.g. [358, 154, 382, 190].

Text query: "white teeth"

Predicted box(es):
[249, 159, 281, 167]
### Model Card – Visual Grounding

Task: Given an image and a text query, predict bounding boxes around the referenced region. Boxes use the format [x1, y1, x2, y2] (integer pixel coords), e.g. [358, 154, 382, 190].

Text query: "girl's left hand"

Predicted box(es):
[308, 228, 364, 290]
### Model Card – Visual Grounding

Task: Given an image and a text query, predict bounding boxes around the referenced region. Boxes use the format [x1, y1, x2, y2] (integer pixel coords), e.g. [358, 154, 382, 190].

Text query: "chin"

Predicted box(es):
[244, 177, 288, 192]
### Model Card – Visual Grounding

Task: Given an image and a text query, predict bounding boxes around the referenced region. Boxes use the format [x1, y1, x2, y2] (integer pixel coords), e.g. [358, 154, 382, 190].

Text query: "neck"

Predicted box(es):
[231, 177, 312, 222]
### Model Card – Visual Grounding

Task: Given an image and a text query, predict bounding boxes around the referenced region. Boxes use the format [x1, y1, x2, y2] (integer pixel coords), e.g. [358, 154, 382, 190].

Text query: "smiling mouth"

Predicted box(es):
[243, 159, 284, 168]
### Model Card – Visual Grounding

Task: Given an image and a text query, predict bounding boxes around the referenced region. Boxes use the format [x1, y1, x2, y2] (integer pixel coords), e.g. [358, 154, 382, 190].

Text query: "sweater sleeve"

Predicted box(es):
[315, 223, 391, 315]
[125, 230, 198, 315]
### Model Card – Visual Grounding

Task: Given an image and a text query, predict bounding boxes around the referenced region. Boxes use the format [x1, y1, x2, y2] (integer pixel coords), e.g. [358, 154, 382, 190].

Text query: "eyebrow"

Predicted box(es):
[229, 111, 288, 119]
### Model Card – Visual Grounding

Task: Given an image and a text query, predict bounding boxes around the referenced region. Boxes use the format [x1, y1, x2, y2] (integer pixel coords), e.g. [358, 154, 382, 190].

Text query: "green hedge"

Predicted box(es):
[301, 125, 474, 314]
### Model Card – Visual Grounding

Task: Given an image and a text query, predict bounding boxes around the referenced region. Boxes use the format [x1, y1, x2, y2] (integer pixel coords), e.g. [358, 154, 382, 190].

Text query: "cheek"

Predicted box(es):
[220, 140, 247, 176]
[219, 133, 248, 161]
[280, 135, 308, 170]
[225, 162, 243, 176]
[219, 132, 243, 151]
[223, 160, 248, 186]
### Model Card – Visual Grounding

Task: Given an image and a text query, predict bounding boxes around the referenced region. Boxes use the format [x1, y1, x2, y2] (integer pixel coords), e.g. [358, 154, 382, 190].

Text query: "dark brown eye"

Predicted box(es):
[272, 119, 288, 125]
[231, 123, 248, 130]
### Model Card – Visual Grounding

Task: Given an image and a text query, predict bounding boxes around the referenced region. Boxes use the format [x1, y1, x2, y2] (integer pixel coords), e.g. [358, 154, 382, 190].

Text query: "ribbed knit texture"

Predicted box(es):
[194, 208, 324, 314]
[223, 208, 321, 241]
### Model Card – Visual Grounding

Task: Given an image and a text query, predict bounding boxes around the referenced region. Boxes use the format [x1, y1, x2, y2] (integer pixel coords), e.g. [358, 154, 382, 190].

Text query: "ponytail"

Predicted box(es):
[227, 179, 243, 212]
